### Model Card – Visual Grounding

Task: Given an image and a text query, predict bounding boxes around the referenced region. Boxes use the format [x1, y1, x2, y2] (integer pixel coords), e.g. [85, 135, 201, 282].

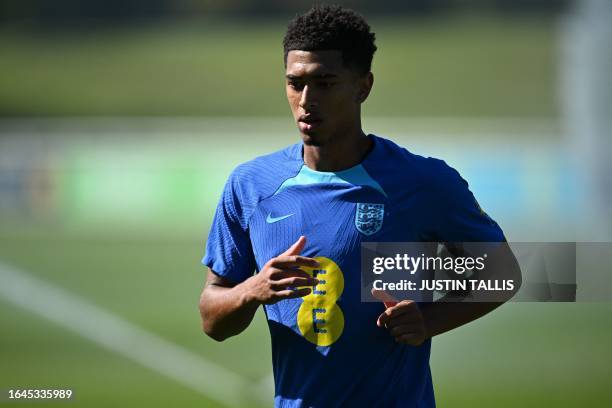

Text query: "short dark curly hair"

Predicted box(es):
[283, 5, 377, 75]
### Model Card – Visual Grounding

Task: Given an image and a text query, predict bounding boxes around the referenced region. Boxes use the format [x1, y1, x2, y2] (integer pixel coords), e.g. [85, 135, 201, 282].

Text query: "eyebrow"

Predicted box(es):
[286, 73, 338, 80]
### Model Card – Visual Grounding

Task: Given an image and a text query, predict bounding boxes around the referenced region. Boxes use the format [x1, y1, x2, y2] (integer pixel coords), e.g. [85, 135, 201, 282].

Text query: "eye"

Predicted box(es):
[288, 81, 304, 91]
[318, 81, 335, 89]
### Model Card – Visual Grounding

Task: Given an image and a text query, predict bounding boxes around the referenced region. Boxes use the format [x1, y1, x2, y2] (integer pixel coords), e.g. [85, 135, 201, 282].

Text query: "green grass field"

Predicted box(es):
[0, 14, 608, 406]
[0, 15, 557, 117]
[1, 227, 611, 407]
[0, 121, 610, 407]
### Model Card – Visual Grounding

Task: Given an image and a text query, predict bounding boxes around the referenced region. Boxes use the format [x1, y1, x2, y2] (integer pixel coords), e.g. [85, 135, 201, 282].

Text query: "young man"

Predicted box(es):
[200, 5, 520, 407]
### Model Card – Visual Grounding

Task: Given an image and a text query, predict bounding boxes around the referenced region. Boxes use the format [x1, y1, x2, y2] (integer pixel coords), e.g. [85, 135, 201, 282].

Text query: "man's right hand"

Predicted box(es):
[244, 235, 320, 305]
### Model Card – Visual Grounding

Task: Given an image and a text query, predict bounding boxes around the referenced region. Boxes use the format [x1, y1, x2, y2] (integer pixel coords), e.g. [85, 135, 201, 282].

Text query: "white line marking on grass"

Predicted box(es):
[0, 262, 270, 407]
[253, 373, 275, 404]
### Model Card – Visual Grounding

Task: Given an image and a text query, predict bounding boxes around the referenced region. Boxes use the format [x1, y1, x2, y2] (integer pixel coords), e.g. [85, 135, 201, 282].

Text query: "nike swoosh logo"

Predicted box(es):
[266, 213, 294, 224]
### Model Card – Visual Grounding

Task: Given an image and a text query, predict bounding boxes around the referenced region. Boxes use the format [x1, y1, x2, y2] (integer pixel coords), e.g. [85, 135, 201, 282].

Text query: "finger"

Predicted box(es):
[271, 276, 319, 289]
[371, 288, 398, 308]
[273, 255, 320, 269]
[269, 268, 314, 280]
[377, 312, 389, 328]
[388, 324, 423, 337]
[275, 287, 312, 300]
[377, 301, 418, 327]
[281, 236, 306, 257]
[385, 314, 422, 329]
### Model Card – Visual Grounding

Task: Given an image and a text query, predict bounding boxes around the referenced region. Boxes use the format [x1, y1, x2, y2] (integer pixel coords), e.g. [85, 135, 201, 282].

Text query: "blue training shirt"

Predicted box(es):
[202, 134, 505, 408]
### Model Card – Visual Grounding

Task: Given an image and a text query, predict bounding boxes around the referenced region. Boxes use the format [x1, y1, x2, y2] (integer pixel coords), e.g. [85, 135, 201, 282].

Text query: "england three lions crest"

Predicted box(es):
[355, 203, 385, 236]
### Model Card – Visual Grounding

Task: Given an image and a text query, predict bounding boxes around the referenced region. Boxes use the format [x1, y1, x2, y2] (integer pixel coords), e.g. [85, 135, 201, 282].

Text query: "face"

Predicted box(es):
[285, 50, 373, 146]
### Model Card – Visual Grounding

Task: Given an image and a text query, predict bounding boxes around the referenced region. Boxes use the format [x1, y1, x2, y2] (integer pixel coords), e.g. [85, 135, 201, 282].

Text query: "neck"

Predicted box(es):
[303, 128, 372, 172]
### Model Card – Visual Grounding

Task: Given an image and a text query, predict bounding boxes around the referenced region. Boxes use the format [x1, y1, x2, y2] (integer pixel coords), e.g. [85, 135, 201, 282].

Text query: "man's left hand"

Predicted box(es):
[373, 289, 429, 346]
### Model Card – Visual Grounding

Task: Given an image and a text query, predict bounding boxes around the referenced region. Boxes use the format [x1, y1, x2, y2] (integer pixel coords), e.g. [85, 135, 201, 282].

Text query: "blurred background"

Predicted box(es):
[1, 0, 611, 407]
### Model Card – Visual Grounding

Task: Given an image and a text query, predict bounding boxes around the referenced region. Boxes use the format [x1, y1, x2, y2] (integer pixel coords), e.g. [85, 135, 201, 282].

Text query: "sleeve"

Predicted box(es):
[201, 170, 257, 284]
[429, 160, 506, 243]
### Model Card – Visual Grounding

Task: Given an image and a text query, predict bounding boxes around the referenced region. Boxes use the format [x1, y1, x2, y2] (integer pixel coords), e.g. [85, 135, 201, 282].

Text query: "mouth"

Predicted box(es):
[298, 115, 323, 132]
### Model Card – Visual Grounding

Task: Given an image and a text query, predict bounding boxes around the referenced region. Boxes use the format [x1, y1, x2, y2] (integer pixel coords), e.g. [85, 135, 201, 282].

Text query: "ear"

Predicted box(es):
[356, 72, 374, 104]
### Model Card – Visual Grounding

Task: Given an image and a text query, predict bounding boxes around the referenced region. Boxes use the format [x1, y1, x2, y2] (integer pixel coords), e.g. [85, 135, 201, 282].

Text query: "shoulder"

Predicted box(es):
[420, 156, 467, 193]
[222, 143, 303, 222]
[234, 141, 299, 173]
[228, 143, 302, 193]
[367, 135, 465, 193]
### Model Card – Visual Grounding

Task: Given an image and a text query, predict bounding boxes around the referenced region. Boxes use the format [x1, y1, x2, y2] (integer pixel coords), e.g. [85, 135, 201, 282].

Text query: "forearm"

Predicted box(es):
[422, 242, 521, 338]
[199, 279, 260, 342]
[199, 244, 319, 341]
[420, 301, 503, 338]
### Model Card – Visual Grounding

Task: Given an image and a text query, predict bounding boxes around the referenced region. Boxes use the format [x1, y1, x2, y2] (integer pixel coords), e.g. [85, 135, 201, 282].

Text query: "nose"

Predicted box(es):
[298, 85, 317, 110]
